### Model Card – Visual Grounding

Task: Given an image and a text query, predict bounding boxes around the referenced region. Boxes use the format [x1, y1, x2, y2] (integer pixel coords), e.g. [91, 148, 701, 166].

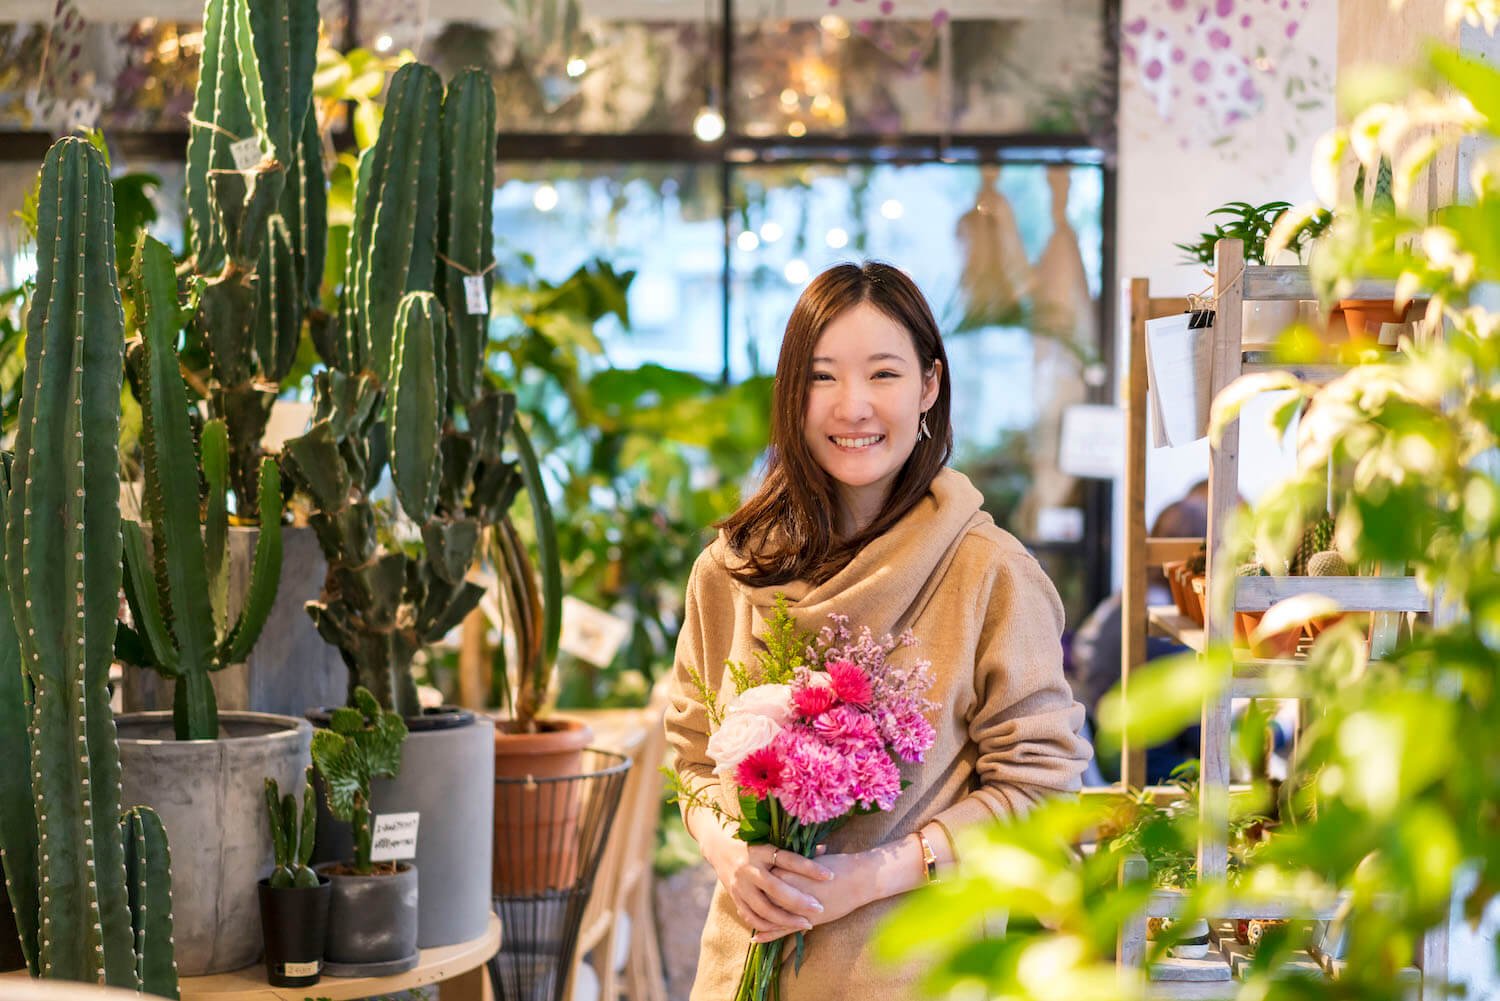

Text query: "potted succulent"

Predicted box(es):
[259, 769, 330, 987]
[310, 687, 418, 975]
[113, 234, 311, 976]
[282, 61, 505, 950]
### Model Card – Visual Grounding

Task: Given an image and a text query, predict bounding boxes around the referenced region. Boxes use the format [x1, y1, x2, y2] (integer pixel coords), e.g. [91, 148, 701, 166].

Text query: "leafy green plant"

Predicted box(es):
[309, 686, 408, 876]
[878, 24, 1500, 1001]
[265, 768, 319, 889]
[1176, 199, 1330, 267]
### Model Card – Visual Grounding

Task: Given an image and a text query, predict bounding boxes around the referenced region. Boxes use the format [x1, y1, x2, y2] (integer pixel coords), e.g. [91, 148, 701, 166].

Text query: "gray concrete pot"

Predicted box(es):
[123, 525, 347, 718]
[312, 709, 494, 949]
[317, 862, 419, 976]
[117, 711, 313, 975]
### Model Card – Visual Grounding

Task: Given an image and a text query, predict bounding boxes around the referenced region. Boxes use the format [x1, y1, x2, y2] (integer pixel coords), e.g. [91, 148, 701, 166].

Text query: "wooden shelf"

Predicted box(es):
[1148, 606, 1204, 652]
[1235, 575, 1428, 613]
[1240, 352, 1354, 384]
[176, 911, 501, 1001]
[1146, 892, 1345, 921]
[1241, 265, 1401, 302]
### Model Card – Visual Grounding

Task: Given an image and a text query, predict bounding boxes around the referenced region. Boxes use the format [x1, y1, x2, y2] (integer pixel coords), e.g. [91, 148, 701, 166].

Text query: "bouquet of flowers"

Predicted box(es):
[668, 597, 937, 1001]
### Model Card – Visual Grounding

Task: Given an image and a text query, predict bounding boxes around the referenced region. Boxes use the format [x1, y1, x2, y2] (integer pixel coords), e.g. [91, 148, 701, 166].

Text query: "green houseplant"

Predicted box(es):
[111, 233, 312, 978]
[310, 686, 417, 974]
[258, 768, 330, 988]
[0, 136, 177, 999]
[875, 30, 1500, 1001]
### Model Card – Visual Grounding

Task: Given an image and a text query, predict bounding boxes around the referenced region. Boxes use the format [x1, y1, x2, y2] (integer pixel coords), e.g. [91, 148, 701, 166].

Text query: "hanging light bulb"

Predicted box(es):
[566, 56, 588, 78]
[374, 33, 394, 52]
[694, 103, 725, 142]
[533, 184, 559, 212]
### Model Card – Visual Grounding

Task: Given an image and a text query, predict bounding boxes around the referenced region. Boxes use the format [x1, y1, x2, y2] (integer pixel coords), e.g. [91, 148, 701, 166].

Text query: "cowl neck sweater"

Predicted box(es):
[666, 466, 1091, 1000]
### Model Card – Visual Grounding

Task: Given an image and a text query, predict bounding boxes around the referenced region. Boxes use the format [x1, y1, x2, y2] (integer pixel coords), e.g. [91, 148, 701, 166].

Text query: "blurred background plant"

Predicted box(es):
[877, 19, 1500, 1001]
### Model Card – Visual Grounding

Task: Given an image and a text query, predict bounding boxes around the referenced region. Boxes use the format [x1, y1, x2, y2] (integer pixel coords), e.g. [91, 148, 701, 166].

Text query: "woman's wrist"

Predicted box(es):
[863, 833, 927, 903]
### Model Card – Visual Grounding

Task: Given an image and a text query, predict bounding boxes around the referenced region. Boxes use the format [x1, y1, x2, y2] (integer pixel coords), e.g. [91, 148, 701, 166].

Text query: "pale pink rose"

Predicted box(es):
[707, 711, 783, 776]
[728, 683, 793, 726]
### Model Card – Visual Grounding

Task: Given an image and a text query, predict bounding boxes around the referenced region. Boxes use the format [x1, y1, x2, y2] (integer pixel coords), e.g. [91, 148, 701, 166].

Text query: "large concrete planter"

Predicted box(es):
[312, 709, 494, 949]
[122, 525, 347, 718]
[117, 711, 313, 975]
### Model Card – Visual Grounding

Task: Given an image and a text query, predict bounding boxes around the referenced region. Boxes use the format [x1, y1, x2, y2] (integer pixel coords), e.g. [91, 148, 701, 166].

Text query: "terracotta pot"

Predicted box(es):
[1238, 611, 1302, 658]
[1337, 298, 1414, 345]
[1161, 560, 1187, 615]
[492, 717, 595, 896]
[1187, 575, 1207, 628]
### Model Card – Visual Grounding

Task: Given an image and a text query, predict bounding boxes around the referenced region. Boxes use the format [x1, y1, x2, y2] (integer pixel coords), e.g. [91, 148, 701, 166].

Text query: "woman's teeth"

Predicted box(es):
[831, 435, 884, 448]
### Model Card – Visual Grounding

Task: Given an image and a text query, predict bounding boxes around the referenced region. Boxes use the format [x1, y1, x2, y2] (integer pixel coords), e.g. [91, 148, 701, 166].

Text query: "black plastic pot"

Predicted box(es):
[257, 875, 331, 987]
[317, 861, 419, 977]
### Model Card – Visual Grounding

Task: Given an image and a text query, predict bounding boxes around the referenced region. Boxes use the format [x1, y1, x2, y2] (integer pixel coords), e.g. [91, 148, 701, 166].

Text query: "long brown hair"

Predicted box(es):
[718, 261, 953, 587]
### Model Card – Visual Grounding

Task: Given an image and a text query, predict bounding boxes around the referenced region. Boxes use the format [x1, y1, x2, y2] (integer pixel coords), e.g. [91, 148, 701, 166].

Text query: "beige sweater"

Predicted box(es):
[664, 468, 1092, 1000]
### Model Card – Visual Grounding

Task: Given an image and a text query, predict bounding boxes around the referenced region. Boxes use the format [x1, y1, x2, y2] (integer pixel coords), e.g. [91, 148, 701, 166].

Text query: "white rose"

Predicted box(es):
[706, 711, 782, 776]
[728, 683, 793, 726]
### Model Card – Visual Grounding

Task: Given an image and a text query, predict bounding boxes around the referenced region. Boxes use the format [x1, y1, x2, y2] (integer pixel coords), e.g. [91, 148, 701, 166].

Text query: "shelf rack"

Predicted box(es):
[1116, 240, 1444, 995]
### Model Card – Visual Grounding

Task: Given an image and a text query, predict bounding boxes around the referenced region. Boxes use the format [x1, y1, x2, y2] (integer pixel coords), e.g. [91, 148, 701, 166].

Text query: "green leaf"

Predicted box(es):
[1097, 648, 1230, 753]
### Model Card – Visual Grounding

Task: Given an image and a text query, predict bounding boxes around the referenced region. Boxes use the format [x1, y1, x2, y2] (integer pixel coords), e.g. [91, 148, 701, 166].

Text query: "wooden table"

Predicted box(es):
[176, 911, 501, 1001]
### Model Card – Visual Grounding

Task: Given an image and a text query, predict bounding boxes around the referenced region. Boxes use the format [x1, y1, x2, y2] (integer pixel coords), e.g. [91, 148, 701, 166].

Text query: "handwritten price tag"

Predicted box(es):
[463, 275, 488, 315]
[371, 811, 419, 862]
[230, 137, 262, 171]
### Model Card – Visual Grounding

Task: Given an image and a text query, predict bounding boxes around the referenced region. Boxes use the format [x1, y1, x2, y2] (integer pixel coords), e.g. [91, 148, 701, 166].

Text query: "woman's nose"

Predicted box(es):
[832, 384, 874, 422]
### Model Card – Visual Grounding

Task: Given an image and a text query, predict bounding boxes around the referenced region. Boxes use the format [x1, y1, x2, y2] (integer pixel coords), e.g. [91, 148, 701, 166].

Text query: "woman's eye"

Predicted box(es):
[873, 370, 900, 379]
[811, 372, 834, 382]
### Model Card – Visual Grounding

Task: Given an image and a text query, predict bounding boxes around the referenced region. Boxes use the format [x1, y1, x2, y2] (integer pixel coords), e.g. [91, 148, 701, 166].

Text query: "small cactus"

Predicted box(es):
[265, 768, 319, 889]
[309, 687, 408, 875]
[1236, 562, 1269, 577]
[1291, 514, 1336, 575]
[1187, 551, 1207, 575]
[1306, 550, 1349, 576]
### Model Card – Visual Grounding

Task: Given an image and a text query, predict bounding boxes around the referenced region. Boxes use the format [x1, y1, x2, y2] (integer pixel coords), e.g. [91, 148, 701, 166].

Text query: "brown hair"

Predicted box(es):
[718, 261, 953, 587]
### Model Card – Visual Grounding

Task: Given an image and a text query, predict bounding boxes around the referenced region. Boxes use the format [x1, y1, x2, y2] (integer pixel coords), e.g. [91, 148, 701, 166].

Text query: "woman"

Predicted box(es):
[665, 262, 1092, 998]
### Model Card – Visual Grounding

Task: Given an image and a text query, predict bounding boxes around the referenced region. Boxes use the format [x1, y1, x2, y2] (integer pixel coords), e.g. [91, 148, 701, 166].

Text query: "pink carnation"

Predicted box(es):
[791, 684, 837, 719]
[774, 729, 855, 824]
[735, 745, 785, 800]
[849, 746, 902, 812]
[826, 659, 873, 707]
[812, 704, 879, 749]
[887, 710, 936, 763]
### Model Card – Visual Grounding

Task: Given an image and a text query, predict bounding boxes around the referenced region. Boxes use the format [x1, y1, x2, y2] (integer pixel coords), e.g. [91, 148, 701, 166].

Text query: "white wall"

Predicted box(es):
[1114, 0, 1338, 577]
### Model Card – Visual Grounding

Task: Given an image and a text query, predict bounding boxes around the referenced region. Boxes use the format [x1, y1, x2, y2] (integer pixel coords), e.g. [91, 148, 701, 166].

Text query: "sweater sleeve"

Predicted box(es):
[663, 552, 724, 827]
[929, 542, 1092, 847]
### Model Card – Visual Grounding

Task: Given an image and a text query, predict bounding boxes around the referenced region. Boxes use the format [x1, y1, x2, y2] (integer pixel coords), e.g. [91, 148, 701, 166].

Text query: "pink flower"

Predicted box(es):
[791, 684, 837, 718]
[812, 704, 878, 748]
[735, 745, 785, 800]
[849, 747, 902, 812]
[707, 711, 782, 777]
[826, 659, 873, 707]
[887, 710, 936, 763]
[774, 730, 855, 824]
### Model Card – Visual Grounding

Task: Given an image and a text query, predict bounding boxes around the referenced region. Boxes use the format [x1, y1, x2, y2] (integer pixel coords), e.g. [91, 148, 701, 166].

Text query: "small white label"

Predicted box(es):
[463, 274, 488, 315]
[281, 960, 320, 977]
[230, 136, 262, 171]
[371, 811, 420, 862]
[1057, 403, 1125, 480]
[1036, 506, 1085, 544]
[559, 595, 631, 667]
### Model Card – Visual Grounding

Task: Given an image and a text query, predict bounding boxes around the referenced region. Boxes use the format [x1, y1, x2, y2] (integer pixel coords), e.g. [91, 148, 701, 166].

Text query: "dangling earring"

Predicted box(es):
[918, 412, 931, 442]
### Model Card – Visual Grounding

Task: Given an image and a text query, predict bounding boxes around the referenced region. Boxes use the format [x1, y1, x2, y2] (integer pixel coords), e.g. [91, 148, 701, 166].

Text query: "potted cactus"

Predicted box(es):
[309, 687, 417, 975]
[0, 137, 178, 997]
[109, 233, 312, 977]
[258, 768, 330, 987]
[282, 61, 508, 950]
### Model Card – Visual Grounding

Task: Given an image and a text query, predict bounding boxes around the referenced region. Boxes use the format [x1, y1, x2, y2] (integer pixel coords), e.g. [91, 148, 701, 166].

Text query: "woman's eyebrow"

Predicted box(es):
[811, 352, 907, 364]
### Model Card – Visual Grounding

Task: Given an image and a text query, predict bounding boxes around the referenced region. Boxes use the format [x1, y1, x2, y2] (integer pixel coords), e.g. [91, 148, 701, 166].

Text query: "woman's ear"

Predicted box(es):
[920, 361, 942, 412]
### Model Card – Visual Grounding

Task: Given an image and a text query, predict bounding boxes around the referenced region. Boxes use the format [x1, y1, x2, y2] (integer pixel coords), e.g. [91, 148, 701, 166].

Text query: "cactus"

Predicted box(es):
[115, 234, 284, 741]
[344, 62, 444, 382]
[438, 68, 496, 408]
[389, 292, 447, 522]
[186, 0, 323, 519]
[1307, 550, 1349, 576]
[309, 687, 408, 875]
[1291, 514, 1336, 575]
[1236, 562, 1269, 576]
[0, 137, 177, 996]
[265, 768, 319, 889]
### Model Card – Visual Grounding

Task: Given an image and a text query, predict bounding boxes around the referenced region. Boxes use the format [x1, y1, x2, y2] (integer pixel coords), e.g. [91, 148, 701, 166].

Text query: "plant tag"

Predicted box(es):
[281, 960, 320, 977]
[371, 812, 419, 862]
[559, 596, 630, 667]
[463, 274, 488, 315]
[230, 136, 262, 171]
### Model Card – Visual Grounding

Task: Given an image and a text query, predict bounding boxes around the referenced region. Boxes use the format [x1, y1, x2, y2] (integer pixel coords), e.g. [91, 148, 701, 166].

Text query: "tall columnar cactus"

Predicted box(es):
[188, 0, 324, 518]
[309, 687, 408, 875]
[342, 62, 443, 382]
[438, 67, 496, 408]
[389, 292, 447, 523]
[265, 768, 319, 889]
[0, 137, 177, 997]
[116, 235, 284, 741]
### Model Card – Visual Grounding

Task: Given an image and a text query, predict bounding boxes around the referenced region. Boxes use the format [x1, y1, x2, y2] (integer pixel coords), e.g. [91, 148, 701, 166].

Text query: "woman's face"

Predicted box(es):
[802, 301, 941, 531]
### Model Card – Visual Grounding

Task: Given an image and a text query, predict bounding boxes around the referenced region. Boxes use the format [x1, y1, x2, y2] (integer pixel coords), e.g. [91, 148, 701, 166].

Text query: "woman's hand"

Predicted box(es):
[750, 851, 875, 944]
[696, 818, 834, 936]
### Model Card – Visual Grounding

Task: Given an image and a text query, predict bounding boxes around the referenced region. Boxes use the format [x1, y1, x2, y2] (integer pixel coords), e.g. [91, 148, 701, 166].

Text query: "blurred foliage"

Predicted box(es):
[489, 256, 773, 706]
[880, 21, 1500, 1001]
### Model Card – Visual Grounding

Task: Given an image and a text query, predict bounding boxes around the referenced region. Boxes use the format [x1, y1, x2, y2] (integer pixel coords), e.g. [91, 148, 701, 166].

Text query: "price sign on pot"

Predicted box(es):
[371, 812, 420, 862]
